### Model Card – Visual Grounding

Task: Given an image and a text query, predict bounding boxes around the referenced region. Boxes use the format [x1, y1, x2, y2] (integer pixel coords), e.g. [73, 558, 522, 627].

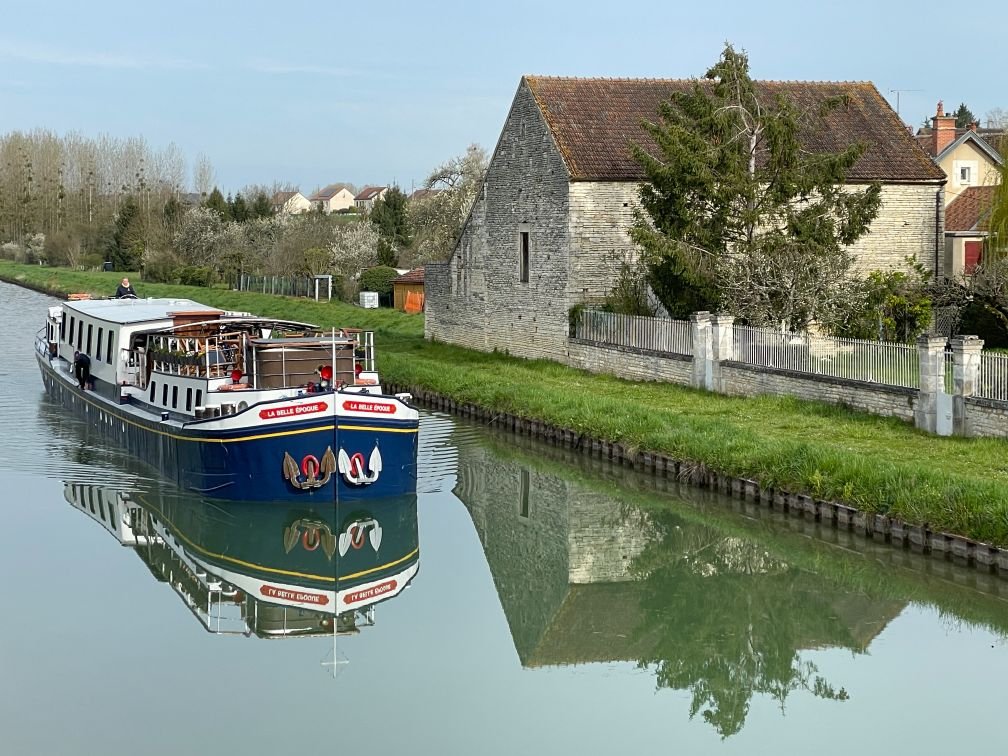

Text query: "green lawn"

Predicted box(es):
[5, 261, 1008, 545]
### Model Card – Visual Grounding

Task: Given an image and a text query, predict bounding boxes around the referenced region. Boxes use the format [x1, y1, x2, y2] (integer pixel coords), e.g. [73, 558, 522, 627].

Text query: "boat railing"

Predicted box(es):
[148, 332, 243, 379]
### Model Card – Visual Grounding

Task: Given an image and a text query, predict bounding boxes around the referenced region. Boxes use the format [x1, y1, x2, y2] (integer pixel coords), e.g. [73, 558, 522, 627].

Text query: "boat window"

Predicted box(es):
[60, 313, 66, 341]
[106, 331, 114, 364]
[162, 384, 168, 406]
[196, 389, 203, 407]
[185, 388, 193, 412]
[86, 324, 93, 355]
[171, 385, 178, 409]
[149, 382, 156, 402]
[76, 321, 83, 351]
[96, 328, 104, 360]
[68, 317, 75, 345]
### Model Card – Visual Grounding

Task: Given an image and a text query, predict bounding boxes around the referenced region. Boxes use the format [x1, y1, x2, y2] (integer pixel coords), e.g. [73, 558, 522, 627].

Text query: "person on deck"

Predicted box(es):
[73, 351, 91, 390]
[115, 277, 137, 298]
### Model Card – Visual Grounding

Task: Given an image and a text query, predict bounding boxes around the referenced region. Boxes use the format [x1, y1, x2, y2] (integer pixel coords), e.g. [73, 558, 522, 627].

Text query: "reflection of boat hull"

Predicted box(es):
[63, 480, 420, 637]
[38, 355, 418, 502]
[136, 491, 419, 618]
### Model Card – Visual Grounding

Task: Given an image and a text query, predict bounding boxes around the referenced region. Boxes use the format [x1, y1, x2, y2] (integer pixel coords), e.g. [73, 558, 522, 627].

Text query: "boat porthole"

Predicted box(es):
[237, 401, 248, 412]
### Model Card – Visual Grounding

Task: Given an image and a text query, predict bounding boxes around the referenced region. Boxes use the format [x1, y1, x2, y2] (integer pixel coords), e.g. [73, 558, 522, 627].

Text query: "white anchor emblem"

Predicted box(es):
[337, 444, 382, 485]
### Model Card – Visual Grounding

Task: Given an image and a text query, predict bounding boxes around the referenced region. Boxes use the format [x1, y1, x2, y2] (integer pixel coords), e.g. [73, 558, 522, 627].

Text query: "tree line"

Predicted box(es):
[0, 130, 488, 301]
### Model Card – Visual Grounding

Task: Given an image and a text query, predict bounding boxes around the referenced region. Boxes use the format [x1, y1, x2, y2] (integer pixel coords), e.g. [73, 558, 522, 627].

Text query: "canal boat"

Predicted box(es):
[63, 481, 419, 638]
[36, 296, 419, 502]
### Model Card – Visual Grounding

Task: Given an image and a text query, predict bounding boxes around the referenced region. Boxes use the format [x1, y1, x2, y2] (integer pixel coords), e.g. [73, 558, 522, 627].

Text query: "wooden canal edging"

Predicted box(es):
[391, 384, 1008, 578]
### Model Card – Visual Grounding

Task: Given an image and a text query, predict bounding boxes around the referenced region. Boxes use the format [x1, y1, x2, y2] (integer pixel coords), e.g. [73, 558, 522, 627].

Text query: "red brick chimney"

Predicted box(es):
[968, 121, 978, 132]
[932, 100, 957, 154]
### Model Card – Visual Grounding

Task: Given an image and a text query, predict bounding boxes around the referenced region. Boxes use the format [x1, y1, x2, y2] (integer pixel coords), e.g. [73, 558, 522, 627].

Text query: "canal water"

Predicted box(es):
[2, 282, 1007, 755]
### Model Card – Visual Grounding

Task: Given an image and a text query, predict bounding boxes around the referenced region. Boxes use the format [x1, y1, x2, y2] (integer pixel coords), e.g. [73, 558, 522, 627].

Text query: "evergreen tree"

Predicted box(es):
[954, 102, 977, 129]
[230, 192, 249, 222]
[369, 187, 411, 267]
[249, 191, 273, 219]
[203, 187, 230, 220]
[630, 43, 881, 330]
[108, 195, 145, 271]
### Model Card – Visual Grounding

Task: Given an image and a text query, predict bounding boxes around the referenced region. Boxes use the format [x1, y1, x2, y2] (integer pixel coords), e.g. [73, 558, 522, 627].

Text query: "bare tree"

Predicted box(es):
[192, 153, 215, 197]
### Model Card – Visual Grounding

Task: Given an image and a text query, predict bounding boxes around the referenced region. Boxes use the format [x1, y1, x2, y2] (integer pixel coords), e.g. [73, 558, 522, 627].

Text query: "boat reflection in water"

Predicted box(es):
[63, 481, 418, 639]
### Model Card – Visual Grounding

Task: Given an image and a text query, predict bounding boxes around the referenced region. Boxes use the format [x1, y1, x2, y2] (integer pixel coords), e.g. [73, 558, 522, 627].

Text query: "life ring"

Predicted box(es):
[302, 529, 321, 551]
[301, 454, 320, 478]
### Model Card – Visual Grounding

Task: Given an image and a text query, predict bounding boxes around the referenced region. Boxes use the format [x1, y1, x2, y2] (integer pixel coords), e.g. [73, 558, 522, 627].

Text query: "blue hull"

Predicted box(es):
[38, 353, 418, 503]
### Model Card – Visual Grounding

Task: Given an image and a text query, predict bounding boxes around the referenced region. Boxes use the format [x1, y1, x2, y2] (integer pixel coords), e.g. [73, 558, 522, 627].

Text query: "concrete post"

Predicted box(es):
[690, 311, 712, 390]
[711, 314, 735, 393]
[951, 335, 984, 436]
[915, 335, 947, 434]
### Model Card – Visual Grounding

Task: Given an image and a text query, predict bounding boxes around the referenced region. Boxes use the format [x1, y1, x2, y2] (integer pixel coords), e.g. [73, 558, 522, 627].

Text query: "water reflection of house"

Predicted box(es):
[454, 437, 903, 668]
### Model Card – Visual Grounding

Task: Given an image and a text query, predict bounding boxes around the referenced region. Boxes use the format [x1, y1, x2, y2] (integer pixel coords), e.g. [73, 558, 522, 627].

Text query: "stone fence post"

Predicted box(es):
[951, 335, 983, 436]
[711, 315, 735, 393]
[915, 335, 947, 434]
[690, 311, 712, 390]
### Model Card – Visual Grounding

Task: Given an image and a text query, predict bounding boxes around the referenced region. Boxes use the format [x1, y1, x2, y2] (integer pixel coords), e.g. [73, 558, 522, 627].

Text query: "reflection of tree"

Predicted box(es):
[632, 515, 849, 738]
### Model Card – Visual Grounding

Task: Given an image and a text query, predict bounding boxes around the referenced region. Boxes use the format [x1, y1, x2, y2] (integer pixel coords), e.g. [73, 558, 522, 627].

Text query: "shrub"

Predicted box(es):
[177, 265, 215, 287]
[358, 265, 399, 296]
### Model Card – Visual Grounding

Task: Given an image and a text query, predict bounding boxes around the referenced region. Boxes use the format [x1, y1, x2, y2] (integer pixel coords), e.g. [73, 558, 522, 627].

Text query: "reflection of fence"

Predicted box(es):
[575, 310, 693, 356]
[733, 325, 920, 389]
[977, 352, 1008, 401]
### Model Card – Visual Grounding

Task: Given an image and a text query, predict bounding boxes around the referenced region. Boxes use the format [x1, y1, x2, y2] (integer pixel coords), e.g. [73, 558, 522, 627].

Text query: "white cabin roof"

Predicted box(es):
[63, 298, 222, 325]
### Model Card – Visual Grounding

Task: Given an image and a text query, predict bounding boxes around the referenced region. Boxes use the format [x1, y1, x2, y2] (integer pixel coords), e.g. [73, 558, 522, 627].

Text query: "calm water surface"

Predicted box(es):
[1, 282, 1007, 755]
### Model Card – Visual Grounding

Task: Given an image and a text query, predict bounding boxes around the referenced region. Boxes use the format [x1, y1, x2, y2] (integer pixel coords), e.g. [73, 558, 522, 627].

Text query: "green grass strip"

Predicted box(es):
[4, 261, 1008, 545]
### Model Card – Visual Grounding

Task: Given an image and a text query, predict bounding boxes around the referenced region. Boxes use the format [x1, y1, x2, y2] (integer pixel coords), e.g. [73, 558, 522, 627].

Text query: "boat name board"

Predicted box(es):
[259, 401, 329, 420]
[259, 584, 330, 605]
[342, 399, 395, 415]
[344, 579, 397, 605]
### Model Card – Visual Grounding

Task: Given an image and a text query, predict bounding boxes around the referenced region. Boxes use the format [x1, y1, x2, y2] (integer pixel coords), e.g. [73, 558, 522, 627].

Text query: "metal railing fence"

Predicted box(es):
[574, 309, 693, 356]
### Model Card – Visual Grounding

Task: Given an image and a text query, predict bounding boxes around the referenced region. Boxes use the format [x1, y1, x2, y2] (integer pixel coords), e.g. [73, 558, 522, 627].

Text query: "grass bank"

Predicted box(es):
[4, 262, 1008, 546]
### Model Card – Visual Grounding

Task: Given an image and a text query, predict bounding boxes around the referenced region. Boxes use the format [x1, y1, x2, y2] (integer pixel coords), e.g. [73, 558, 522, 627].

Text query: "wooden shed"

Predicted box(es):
[392, 267, 425, 312]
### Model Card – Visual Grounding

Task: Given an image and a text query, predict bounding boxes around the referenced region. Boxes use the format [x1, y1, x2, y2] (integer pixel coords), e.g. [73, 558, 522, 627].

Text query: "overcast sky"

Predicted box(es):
[2, 0, 1003, 195]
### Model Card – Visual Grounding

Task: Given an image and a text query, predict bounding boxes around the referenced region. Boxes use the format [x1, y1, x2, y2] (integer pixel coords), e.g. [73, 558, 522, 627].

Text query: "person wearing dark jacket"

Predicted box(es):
[115, 277, 137, 298]
[73, 351, 91, 390]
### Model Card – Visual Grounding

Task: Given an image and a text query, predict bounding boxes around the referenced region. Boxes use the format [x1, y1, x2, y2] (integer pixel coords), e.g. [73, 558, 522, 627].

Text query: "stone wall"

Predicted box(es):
[963, 397, 1008, 438]
[720, 364, 918, 421]
[426, 79, 572, 360]
[566, 340, 693, 385]
[846, 183, 945, 277]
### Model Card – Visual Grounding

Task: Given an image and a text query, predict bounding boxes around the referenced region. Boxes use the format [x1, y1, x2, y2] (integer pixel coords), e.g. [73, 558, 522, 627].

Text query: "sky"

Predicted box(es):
[2, 0, 1004, 196]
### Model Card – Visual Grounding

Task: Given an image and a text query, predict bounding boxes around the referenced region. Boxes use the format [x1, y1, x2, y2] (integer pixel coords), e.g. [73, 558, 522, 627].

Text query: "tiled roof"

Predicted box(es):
[524, 76, 945, 183]
[392, 267, 425, 284]
[945, 186, 997, 233]
[310, 184, 350, 201]
[409, 188, 443, 201]
[355, 186, 387, 201]
[272, 190, 297, 203]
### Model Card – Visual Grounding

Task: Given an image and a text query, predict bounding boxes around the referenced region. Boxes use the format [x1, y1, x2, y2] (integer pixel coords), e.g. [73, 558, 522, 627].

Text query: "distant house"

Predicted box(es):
[408, 188, 443, 202]
[354, 186, 388, 212]
[945, 185, 997, 277]
[392, 267, 425, 312]
[180, 192, 204, 207]
[425, 75, 947, 361]
[272, 190, 312, 215]
[916, 101, 1003, 208]
[309, 184, 355, 213]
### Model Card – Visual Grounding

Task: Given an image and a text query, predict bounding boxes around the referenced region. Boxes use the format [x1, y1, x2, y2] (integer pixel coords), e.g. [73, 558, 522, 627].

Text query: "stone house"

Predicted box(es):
[309, 184, 355, 213]
[425, 76, 947, 361]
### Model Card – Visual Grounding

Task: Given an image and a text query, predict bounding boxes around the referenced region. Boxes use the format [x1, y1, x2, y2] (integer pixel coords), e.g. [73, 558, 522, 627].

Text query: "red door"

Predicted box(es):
[965, 241, 983, 274]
